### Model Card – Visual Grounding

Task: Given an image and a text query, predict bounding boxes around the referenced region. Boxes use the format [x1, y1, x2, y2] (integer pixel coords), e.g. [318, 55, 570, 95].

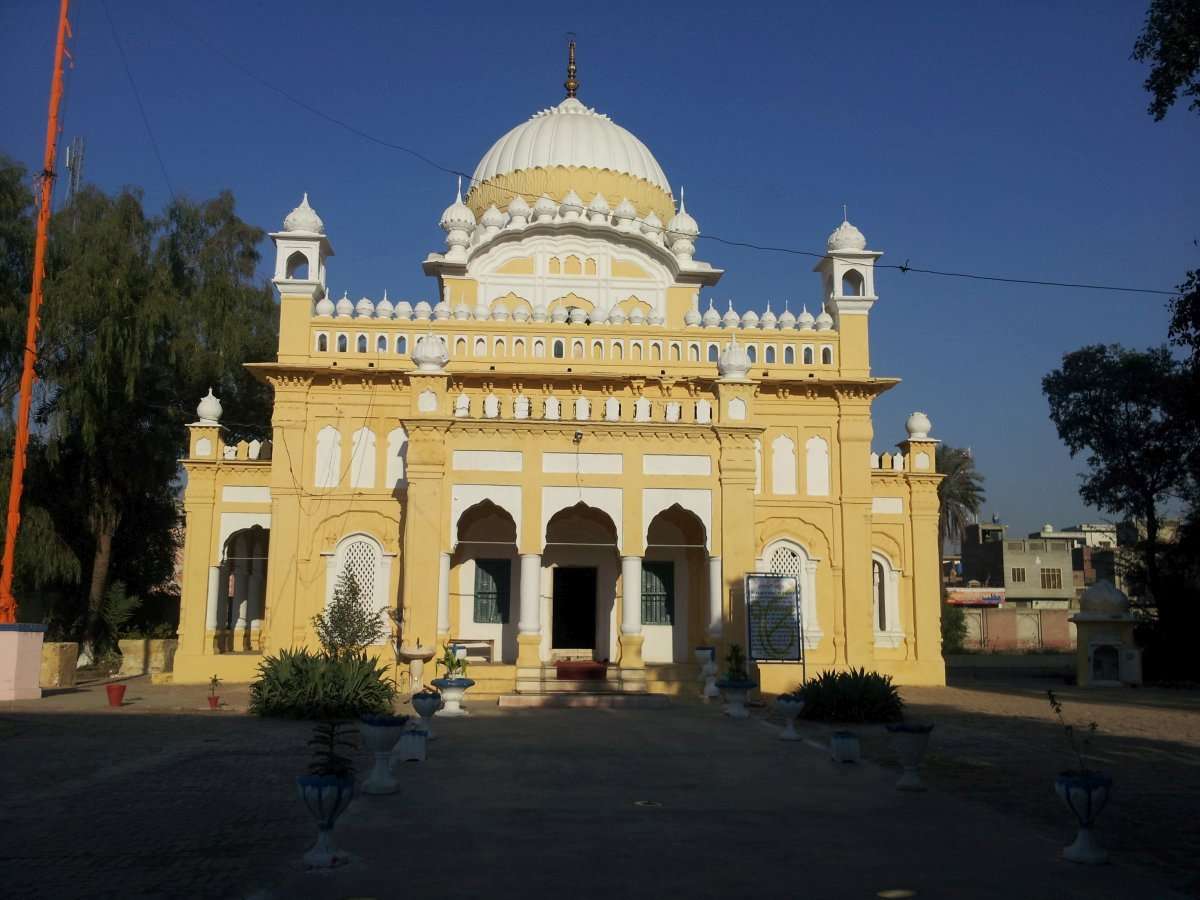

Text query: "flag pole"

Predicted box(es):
[0, 0, 72, 622]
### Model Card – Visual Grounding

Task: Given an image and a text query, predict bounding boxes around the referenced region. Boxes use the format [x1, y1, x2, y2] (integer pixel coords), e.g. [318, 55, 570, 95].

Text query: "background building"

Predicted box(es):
[960, 523, 1074, 609]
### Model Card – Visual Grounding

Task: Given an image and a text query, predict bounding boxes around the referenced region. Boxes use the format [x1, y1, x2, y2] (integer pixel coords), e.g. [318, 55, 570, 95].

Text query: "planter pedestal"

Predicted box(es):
[694, 647, 719, 701]
[411, 693, 441, 739]
[715, 679, 756, 719]
[775, 698, 805, 740]
[296, 775, 355, 868]
[1055, 771, 1112, 864]
[359, 717, 409, 794]
[392, 722, 428, 764]
[830, 731, 861, 763]
[887, 723, 934, 790]
[431, 677, 475, 717]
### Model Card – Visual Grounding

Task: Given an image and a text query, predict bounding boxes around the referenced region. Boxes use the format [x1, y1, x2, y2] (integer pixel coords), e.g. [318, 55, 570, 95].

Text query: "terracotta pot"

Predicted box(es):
[207, 695, 220, 709]
[105, 683, 126, 707]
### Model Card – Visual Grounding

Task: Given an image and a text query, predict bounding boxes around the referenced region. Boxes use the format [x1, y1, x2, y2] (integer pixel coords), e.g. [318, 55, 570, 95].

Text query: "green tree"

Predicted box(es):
[935, 444, 986, 562]
[1132, 0, 1200, 120]
[312, 570, 384, 660]
[0, 156, 35, 408]
[1042, 345, 1195, 603]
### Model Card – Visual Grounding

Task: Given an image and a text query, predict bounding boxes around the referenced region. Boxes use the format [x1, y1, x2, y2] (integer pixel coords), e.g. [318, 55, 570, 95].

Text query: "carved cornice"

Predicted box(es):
[435, 419, 727, 444]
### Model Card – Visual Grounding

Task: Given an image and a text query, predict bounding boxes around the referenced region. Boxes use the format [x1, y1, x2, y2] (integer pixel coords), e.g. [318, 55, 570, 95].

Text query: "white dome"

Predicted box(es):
[667, 190, 699, 237]
[797, 305, 815, 330]
[905, 411, 932, 440]
[778, 304, 797, 329]
[283, 193, 324, 234]
[760, 303, 777, 330]
[827, 218, 867, 252]
[702, 299, 721, 328]
[472, 97, 671, 195]
[375, 291, 394, 319]
[815, 308, 834, 331]
[717, 336, 752, 380]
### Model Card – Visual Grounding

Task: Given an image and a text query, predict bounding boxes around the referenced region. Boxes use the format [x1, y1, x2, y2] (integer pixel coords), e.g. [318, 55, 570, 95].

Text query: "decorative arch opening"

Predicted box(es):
[474, 337, 487, 357]
[688, 343, 700, 362]
[376, 334, 387, 352]
[455, 337, 467, 357]
[760, 538, 822, 648]
[356, 334, 367, 353]
[784, 346, 795, 365]
[396, 335, 408, 354]
[821, 346, 833, 365]
[314, 425, 341, 488]
[872, 550, 903, 647]
[455, 500, 519, 639]
[324, 533, 392, 644]
[336, 334, 348, 353]
[765, 346, 776, 364]
[553, 339, 565, 359]
[746, 345, 757, 363]
[841, 269, 864, 296]
[285, 250, 309, 280]
[218, 524, 270, 651]
[316, 333, 328, 352]
[803, 346, 814, 365]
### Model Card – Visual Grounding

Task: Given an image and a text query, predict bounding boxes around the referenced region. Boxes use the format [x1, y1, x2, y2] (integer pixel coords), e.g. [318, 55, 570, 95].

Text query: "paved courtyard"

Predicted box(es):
[1, 676, 1196, 899]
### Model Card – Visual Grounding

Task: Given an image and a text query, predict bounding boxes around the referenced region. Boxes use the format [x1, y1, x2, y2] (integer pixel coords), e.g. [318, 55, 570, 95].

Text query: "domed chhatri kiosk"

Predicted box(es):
[169, 46, 947, 693]
[1072, 581, 1142, 688]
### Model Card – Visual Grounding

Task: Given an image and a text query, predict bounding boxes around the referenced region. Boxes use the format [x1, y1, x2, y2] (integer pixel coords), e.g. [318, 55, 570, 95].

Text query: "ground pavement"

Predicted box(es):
[0, 676, 1194, 899]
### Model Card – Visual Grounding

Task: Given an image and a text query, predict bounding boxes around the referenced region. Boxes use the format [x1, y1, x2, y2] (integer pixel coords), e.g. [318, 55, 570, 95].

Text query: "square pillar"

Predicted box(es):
[517, 553, 542, 669]
[706, 555, 723, 639]
[618, 556, 645, 681]
[437, 551, 451, 638]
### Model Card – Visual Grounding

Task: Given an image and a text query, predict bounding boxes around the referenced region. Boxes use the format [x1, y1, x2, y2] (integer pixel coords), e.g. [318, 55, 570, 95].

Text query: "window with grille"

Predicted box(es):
[1011, 567, 1026, 583]
[641, 562, 674, 626]
[473, 558, 511, 624]
[1040, 568, 1062, 590]
[341, 540, 377, 614]
[771, 547, 802, 579]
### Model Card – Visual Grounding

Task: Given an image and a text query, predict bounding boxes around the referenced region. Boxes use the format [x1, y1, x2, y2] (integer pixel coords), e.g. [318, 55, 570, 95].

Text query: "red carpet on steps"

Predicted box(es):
[554, 660, 607, 680]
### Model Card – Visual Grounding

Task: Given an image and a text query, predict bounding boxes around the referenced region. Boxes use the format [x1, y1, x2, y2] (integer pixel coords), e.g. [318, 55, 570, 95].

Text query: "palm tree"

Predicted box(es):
[936, 445, 986, 583]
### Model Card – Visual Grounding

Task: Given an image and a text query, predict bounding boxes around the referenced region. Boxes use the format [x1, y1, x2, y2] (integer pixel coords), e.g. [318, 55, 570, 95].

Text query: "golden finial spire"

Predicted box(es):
[564, 37, 579, 98]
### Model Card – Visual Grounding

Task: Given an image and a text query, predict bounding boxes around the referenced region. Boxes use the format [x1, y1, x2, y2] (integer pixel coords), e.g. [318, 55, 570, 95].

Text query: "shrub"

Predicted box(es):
[249, 647, 395, 719]
[941, 601, 968, 654]
[311, 570, 384, 660]
[796, 668, 904, 723]
[308, 721, 357, 778]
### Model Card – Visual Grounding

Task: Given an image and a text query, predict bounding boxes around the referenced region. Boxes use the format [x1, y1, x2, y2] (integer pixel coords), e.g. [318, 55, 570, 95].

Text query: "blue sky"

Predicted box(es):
[2, 1, 1196, 535]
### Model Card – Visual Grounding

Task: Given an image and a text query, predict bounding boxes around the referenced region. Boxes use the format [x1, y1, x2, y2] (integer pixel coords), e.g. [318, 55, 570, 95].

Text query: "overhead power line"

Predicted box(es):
[167, 12, 1179, 299]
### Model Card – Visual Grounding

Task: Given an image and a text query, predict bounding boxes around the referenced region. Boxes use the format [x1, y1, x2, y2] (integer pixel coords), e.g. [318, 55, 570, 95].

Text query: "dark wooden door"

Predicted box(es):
[552, 567, 597, 649]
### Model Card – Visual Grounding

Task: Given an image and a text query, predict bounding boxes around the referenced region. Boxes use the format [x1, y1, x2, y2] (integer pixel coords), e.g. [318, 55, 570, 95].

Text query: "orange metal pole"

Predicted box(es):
[0, 0, 72, 623]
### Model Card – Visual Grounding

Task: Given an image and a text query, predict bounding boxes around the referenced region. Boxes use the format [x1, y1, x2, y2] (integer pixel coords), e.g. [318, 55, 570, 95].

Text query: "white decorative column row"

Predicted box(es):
[621, 555, 643, 635]
[205, 565, 221, 632]
[518, 553, 542, 634]
[436, 551, 451, 638]
[707, 555, 723, 638]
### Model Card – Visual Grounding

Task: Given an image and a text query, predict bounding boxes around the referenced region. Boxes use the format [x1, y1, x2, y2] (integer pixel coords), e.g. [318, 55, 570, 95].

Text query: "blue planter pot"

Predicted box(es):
[296, 774, 355, 867]
[714, 678, 756, 719]
[359, 715, 409, 794]
[1055, 771, 1113, 864]
[431, 677, 476, 717]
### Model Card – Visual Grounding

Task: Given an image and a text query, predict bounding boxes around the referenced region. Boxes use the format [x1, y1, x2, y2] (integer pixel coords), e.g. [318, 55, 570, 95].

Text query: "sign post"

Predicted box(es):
[745, 573, 806, 684]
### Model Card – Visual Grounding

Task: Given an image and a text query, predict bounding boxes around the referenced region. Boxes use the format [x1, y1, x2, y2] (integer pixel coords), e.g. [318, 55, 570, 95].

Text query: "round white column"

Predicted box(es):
[205, 565, 221, 631]
[621, 555, 643, 635]
[232, 535, 250, 630]
[707, 556, 723, 638]
[518, 553, 542, 634]
[436, 551, 451, 636]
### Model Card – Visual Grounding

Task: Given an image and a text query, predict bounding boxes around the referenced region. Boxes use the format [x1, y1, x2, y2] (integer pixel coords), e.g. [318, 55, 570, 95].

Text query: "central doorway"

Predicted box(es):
[552, 567, 597, 651]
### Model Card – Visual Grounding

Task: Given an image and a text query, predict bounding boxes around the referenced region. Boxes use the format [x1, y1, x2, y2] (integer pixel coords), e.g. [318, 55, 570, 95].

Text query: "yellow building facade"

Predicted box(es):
[172, 71, 946, 693]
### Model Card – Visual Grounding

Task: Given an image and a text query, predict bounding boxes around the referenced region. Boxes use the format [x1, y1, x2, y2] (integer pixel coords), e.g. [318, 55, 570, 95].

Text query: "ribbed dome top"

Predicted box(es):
[472, 98, 671, 194]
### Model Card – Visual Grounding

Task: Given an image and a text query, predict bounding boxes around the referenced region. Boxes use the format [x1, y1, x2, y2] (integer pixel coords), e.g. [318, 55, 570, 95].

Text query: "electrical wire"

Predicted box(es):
[102, 0, 175, 201]
[160, 9, 1183, 300]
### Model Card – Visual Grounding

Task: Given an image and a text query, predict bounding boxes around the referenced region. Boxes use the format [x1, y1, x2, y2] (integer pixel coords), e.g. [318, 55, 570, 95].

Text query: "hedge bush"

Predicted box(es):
[249, 648, 396, 719]
[796, 667, 904, 723]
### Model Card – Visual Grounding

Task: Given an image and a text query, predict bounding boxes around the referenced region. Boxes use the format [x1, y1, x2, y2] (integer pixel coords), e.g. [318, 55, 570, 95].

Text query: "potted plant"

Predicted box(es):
[208, 674, 221, 710]
[411, 685, 442, 739]
[714, 644, 756, 719]
[775, 691, 805, 740]
[296, 720, 357, 868]
[358, 714, 409, 794]
[886, 722, 935, 790]
[105, 682, 127, 707]
[430, 643, 475, 717]
[1048, 690, 1111, 864]
[694, 645, 719, 701]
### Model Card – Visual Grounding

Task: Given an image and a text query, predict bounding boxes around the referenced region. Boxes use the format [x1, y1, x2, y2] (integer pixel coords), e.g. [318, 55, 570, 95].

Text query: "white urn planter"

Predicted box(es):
[830, 730, 861, 763]
[431, 676, 475, 717]
[694, 646, 720, 701]
[296, 775, 355, 868]
[392, 721, 429, 764]
[775, 696, 805, 741]
[886, 722, 934, 790]
[1055, 771, 1113, 864]
[715, 678, 756, 719]
[411, 690, 442, 739]
[358, 715, 409, 794]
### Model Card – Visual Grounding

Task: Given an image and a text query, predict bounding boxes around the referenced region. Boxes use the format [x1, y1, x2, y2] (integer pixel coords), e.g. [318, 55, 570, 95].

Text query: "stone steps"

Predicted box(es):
[497, 693, 671, 709]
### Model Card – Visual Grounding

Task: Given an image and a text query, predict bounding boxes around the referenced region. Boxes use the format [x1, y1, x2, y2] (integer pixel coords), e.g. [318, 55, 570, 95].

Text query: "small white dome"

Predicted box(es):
[413, 300, 433, 321]
[628, 306, 646, 325]
[507, 194, 532, 224]
[613, 197, 638, 229]
[778, 304, 797, 329]
[513, 304, 530, 322]
[905, 412, 932, 440]
[815, 308, 834, 331]
[453, 301, 471, 320]
[283, 193, 324, 234]
[641, 210, 664, 238]
[551, 305, 569, 323]
[440, 180, 476, 232]
[473, 300, 491, 320]
[375, 292, 394, 319]
[480, 204, 506, 230]
[569, 306, 588, 324]
[412, 333, 449, 372]
[196, 388, 223, 424]
[648, 310, 665, 325]
[684, 303, 701, 327]
[797, 305, 815, 330]
[394, 300, 413, 320]
[827, 218, 867, 252]
[314, 293, 335, 318]
[722, 301, 740, 329]
[587, 192, 610, 222]
[717, 335, 752, 380]
[433, 299, 451, 320]
[741, 309, 760, 329]
[560, 190, 584, 220]
[492, 302, 511, 321]
[533, 193, 558, 222]
[355, 296, 375, 318]
[667, 190, 699, 237]
[335, 292, 354, 318]
[531, 302, 549, 323]
[1080, 579, 1130, 616]
[702, 298, 721, 328]
[608, 306, 626, 325]
[760, 303, 778, 330]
